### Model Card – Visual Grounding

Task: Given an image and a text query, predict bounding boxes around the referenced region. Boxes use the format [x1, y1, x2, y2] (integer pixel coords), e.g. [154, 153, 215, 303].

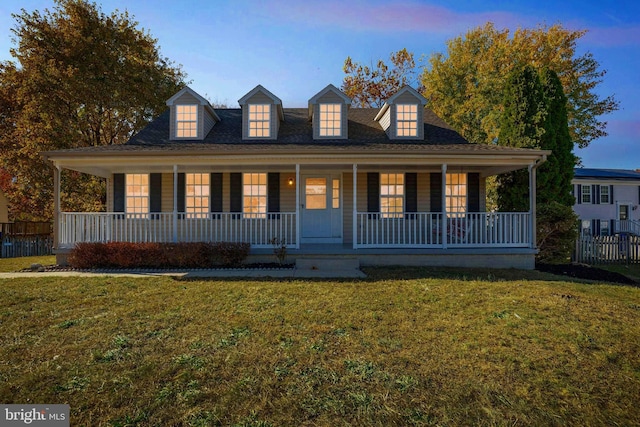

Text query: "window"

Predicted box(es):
[186, 173, 210, 219]
[581, 220, 591, 235]
[243, 173, 267, 218]
[600, 220, 610, 236]
[319, 104, 341, 137]
[581, 186, 591, 204]
[248, 104, 270, 137]
[125, 174, 149, 215]
[396, 104, 418, 137]
[176, 105, 197, 138]
[380, 173, 404, 218]
[332, 179, 340, 209]
[306, 178, 327, 209]
[446, 173, 467, 215]
[600, 185, 610, 204]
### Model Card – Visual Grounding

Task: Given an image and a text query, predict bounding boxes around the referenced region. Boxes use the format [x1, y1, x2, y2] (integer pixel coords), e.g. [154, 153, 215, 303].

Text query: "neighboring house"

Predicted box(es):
[573, 168, 640, 236]
[0, 189, 8, 223]
[43, 84, 548, 269]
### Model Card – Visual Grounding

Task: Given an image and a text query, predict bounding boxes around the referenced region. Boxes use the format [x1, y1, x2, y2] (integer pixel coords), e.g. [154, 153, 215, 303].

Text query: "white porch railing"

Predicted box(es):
[356, 212, 531, 248]
[614, 219, 640, 236]
[59, 212, 297, 248]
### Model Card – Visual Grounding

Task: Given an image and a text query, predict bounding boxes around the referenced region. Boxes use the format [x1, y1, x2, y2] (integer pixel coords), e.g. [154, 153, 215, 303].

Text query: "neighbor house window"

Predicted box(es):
[446, 173, 467, 215]
[186, 173, 210, 219]
[396, 104, 418, 137]
[380, 173, 404, 218]
[600, 220, 610, 236]
[581, 186, 591, 204]
[599, 185, 610, 204]
[126, 174, 149, 215]
[176, 105, 197, 138]
[248, 104, 270, 137]
[581, 220, 591, 235]
[243, 173, 267, 218]
[319, 103, 341, 137]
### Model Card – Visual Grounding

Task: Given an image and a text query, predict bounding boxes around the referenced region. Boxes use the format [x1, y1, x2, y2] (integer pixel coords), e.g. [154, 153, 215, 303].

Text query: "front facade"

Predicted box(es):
[573, 168, 640, 236]
[44, 84, 548, 268]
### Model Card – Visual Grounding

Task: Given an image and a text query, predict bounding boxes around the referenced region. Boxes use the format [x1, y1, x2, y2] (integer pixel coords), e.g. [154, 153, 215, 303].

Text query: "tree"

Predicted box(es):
[422, 22, 618, 149]
[496, 65, 545, 212]
[342, 48, 417, 108]
[0, 0, 186, 220]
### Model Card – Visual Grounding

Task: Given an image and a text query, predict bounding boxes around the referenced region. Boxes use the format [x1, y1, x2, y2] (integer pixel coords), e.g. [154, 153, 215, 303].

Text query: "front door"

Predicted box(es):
[301, 174, 342, 243]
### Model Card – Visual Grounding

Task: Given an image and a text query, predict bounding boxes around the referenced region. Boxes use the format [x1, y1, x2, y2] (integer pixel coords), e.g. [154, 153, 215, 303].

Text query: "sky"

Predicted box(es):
[0, 0, 638, 170]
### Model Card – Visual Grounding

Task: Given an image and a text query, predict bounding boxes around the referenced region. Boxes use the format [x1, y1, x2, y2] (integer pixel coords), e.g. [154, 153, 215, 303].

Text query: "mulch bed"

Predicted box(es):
[21, 263, 295, 273]
[536, 263, 639, 286]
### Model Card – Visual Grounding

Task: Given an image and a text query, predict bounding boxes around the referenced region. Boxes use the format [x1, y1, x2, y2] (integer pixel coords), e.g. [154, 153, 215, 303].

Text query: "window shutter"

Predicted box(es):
[430, 173, 442, 212]
[610, 185, 614, 204]
[230, 173, 242, 213]
[177, 173, 185, 213]
[268, 172, 280, 213]
[367, 173, 379, 213]
[468, 173, 480, 212]
[113, 173, 125, 212]
[405, 173, 417, 214]
[210, 173, 223, 212]
[594, 185, 600, 204]
[576, 185, 582, 204]
[611, 219, 615, 234]
[591, 219, 596, 236]
[150, 173, 162, 213]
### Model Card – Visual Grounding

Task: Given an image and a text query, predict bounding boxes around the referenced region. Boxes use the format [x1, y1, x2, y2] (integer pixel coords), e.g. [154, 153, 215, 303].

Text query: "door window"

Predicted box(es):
[306, 178, 327, 209]
[620, 205, 629, 220]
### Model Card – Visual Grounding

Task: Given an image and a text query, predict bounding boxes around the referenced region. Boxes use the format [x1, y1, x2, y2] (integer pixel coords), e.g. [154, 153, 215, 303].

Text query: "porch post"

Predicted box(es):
[53, 165, 61, 250]
[441, 164, 447, 249]
[529, 164, 536, 248]
[295, 164, 300, 249]
[353, 163, 357, 250]
[173, 165, 178, 243]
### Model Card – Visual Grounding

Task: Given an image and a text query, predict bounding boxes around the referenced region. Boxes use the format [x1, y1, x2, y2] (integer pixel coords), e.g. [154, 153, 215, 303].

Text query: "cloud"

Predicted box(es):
[582, 26, 640, 47]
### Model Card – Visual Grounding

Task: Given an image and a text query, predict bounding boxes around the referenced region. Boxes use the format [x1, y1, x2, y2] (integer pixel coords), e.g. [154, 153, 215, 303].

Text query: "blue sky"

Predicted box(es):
[0, 0, 638, 169]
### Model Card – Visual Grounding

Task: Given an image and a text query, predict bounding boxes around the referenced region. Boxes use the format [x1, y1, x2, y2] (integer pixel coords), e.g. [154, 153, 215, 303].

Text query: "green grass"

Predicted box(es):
[0, 255, 56, 272]
[598, 263, 640, 281]
[1, 268, 639, 426]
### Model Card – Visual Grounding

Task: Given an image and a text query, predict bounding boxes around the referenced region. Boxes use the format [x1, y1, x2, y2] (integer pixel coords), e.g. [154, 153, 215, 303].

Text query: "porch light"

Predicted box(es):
[288, 177, 295, 186]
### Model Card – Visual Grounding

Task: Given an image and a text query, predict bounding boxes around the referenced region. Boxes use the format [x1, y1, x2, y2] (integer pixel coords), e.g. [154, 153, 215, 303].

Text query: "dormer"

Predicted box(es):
[308, 84, 351, 140]
[374, 86, 428, 140]
[238, 85, 284, 140]
[166, 86, 220, 141]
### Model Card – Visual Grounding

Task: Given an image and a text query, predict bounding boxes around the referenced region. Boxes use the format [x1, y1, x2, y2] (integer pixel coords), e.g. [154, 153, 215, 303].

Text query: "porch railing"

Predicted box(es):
[59, 212, 297, 248]
[613, 219, 640, 236]
[356, 212, 531, 248]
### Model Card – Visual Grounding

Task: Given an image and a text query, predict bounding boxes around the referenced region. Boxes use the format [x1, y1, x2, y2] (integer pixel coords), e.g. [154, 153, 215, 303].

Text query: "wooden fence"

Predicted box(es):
[0, 222, 53, 258]
[574, 234, 640, 265]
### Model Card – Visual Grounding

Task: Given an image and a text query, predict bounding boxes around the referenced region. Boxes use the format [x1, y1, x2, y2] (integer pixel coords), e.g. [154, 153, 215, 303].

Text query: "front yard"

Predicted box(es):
[1, 262, 639, 426]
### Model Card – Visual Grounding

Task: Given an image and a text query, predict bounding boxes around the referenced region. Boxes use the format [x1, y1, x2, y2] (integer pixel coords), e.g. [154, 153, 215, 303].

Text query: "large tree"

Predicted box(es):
[0, 0, 186, 220]
[422, 22, 618, 149]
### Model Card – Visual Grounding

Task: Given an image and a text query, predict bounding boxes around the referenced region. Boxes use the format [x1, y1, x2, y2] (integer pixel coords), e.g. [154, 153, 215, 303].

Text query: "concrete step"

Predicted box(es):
[296, 257, 360, 271]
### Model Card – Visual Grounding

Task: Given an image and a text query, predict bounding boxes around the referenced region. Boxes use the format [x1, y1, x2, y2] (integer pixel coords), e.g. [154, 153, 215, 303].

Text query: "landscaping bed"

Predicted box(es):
[536, 262, 639, 286]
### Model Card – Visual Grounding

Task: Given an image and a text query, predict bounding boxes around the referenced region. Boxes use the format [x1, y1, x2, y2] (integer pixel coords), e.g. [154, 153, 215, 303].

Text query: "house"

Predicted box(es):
[573, 168, 640, 236]
[42, 84, 549, 269]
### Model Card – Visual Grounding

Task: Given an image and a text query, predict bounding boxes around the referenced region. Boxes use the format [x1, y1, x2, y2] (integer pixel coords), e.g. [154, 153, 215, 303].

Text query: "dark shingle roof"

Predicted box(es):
[574, 168, 640, 180]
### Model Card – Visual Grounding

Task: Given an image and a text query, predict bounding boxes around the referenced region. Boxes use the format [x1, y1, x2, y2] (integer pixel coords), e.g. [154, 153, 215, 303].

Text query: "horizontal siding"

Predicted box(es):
[343, 172, 353, 244]
[161, 173, 174, 212]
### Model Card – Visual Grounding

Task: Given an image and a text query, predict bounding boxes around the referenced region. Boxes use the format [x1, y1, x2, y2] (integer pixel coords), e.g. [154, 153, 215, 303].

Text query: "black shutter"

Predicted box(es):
[177, 173, 185, 213]
[210, 173, 223, 212]
[468, 173, 480, 212]
[367, 173, 379, 213]
[610, 185, 614, 204]
[430, 173, 442, 212]
[611, 219, 615, 235]
[405, 173, 417, 216]
[594, 185, 600, 204]
[268, 173, 280, 213]
[113, 173, 125, 212]
[150, 173, 162, 214]
[576, 184, 582, 204]
[230, 173, 242, 213]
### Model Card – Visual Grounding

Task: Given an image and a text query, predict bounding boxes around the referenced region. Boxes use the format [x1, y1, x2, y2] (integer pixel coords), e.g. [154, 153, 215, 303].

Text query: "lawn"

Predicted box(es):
[1, 265, 639, 426]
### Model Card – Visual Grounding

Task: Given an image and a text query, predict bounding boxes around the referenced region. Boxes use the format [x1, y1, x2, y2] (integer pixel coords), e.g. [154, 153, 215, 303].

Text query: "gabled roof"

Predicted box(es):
[574, 168, 640, 180]
[374, 86, 428, 122]
[165, 86, 220, 121]
[308, 84, 352, 105]
[237, 84, 284, 121]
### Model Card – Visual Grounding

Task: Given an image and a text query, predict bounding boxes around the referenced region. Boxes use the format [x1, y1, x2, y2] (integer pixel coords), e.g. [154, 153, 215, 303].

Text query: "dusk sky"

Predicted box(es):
[0, 0, 638, 169]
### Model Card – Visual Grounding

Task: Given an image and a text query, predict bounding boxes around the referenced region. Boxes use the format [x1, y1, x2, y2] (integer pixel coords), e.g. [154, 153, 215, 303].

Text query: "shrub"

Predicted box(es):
[68, 242, 109, 269]
[536, 201, 578, 264]
[212, 242, 251, 267]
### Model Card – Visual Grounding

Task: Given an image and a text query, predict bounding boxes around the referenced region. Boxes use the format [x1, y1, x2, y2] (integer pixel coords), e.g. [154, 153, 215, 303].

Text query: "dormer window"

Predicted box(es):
[396, 104, 418, 137]
[176, 105, 198, 138]
[248, 104, 271, 137]
[319, 104, 342, 137]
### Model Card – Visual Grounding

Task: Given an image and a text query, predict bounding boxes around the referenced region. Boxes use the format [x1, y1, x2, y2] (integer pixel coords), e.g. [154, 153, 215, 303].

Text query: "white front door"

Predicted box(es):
[301, 174, 342, 243]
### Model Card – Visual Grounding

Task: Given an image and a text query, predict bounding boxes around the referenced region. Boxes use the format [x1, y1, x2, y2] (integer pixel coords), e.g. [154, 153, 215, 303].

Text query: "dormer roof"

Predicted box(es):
[238, 84, 284, 121]
[166, 86, 220, 121]
[374, 86, 427, 122]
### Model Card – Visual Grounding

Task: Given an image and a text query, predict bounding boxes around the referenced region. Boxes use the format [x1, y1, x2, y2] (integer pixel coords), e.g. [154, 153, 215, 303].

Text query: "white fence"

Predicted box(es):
[575, 235, 640, 265]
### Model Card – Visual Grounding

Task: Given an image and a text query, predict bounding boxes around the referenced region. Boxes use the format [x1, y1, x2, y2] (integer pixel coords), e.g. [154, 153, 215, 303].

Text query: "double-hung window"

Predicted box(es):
[243, 173, 267, 218]
[319, 104, 341, 137]
[186, 173, 210, 219]
[380, 173, 404, 218]
[176, 105, 197, 138]
[446, 173, 467, 215]
[599, 185, 610, 204]
[581, 186, 592, 204]
[396, 104, 417, 137]
[248, 105, 270, 137]
[125, 174, 149, 216]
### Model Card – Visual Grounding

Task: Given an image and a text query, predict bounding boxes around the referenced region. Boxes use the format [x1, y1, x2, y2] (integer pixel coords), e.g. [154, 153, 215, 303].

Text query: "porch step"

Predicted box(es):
[296, 258, 360, 271]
